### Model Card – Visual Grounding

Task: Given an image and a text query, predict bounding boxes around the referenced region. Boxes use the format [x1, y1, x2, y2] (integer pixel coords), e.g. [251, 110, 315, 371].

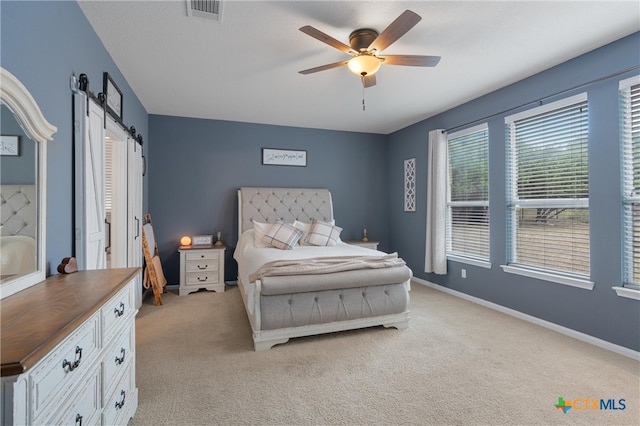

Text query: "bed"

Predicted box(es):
[234, 187, 412, 351]
[0, 185, 37, 277]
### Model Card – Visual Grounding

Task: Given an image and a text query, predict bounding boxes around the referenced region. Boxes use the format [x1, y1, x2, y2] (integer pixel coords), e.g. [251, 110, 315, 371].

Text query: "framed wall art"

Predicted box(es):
[404, 158, 416, 212]
[103, 72, 123, 122]
[262, 148, 307, 167]
[0, 135, 19, 156]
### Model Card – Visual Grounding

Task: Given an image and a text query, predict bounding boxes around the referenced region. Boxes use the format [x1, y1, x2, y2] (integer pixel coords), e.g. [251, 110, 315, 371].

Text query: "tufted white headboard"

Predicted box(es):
[0, 185, 37, 238]
[237, 187, 334, 236]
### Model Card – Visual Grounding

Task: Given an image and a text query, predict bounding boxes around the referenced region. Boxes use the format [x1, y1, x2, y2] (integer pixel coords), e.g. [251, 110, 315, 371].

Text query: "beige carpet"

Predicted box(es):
[130, 283, 639, 426]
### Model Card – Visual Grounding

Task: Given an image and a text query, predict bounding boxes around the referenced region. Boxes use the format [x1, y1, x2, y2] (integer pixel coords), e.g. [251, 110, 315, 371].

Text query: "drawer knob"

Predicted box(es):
[61, 346, 83, 372]
[197, 264, 208, 270]
[115, 348, 126, 365]
[197, 276, 208, 282]
[115, 390, 126, 410]
[75, 413, 83, 426]
[114, 302, 125, 317]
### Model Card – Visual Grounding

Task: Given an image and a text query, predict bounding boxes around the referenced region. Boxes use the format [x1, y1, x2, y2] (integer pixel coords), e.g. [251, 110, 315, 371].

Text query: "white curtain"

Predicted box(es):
[425, 129, 448, 275]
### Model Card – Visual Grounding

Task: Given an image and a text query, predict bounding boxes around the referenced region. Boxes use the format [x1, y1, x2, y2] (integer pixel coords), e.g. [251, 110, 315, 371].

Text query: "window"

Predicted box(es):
[504, 94, 590, 286]
[446, 124, 490, 265]
[620, 76, 640, 289]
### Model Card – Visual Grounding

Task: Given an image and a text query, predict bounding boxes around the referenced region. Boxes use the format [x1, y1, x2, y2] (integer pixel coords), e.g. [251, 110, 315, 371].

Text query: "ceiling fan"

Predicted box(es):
[298, 10, 441, 88]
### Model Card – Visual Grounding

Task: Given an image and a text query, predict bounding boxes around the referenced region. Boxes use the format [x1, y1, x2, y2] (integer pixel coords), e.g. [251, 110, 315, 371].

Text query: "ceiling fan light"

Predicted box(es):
[347, 54, 382, 76]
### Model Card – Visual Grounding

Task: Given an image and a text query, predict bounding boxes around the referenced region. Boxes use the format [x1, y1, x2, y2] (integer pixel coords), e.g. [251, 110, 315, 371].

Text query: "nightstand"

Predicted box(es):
[178, 244, 226, 295]
[345, 240, 380, 250]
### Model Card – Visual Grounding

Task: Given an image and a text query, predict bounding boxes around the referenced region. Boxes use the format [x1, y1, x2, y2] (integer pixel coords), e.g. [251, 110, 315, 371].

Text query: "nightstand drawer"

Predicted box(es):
[186, 260, 219, 273]
[179, 245, 226, 295]
[186, 251, 219, 261]
[186, 272, 219, 285]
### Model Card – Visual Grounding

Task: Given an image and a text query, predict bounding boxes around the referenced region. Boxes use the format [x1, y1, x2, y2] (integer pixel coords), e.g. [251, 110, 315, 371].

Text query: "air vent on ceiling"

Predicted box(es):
[186, 0, 223, 22]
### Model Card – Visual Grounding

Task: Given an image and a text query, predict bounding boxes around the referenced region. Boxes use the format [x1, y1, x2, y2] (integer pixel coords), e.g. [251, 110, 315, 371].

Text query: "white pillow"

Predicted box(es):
[293, 220, 312, 245]
[252, 220, 273, 248]
[304, 220, 342, 246]
[262, 221, 304, 250]
[294, 219, 337, 245]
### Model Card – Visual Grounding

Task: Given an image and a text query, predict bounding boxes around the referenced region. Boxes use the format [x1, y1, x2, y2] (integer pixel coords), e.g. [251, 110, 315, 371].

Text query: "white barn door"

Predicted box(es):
[74, 95, 106, 270]
[128, 136, 144, 307]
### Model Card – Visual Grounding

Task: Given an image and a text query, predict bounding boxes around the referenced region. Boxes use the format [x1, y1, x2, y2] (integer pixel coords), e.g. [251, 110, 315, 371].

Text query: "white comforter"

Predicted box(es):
[0, 235, 36, 276]
[234, 229, 388, 286]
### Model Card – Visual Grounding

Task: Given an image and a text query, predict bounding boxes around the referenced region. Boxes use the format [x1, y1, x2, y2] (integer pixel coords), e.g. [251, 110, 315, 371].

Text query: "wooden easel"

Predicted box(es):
[141, 213, 166, 306]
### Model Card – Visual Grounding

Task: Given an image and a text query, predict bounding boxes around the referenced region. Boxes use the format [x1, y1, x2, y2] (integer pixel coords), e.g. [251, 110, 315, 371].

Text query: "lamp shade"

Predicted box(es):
[180, 235, 192, 246]
[347, 54, 382, 76]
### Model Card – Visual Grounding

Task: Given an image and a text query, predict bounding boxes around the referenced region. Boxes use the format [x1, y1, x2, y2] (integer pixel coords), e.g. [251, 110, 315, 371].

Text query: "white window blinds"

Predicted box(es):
[505, 93, 589, 277]
[446, 124, 490, 262]
[620, 76, 640, 289]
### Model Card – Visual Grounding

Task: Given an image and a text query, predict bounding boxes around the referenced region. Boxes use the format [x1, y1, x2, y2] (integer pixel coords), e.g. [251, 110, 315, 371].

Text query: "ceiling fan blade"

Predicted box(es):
[362, 74, 376, 88]
[299, 60, 348, 75]
[368, 10, 421, 53]
[299, 26, 356, 55]
[380, 55, 441, 67]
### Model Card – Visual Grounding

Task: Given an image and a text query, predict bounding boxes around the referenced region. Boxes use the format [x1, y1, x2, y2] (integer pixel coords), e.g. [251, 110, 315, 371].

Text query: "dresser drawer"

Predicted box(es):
[185, 250, 219, 261]
[42, 365, 101, 426]
[185, 259, 219, 273]
[102, 322, 134, 399]
[102, 282, 133, 345]
[185, 272, 219, 286]
[102, 361, 136, 426]
[29, 313, 100, 421]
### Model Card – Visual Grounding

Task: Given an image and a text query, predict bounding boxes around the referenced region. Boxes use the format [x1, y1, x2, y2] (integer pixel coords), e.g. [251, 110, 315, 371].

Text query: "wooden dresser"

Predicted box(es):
[1, 268, 140, 425]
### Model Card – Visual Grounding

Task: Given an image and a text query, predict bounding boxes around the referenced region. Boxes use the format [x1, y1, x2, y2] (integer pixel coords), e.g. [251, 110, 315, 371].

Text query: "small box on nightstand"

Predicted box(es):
[344, 240, 380, 250]
[178, 244, 226, 296]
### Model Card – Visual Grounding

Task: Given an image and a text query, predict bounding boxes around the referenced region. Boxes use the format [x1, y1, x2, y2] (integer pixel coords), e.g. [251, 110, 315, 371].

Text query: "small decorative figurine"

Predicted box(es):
[57, 257, 78, 274]
[362, 226, 369, 242]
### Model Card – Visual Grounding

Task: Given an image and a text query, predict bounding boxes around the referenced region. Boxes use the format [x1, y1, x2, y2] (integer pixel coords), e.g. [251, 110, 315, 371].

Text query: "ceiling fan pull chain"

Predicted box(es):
[362, 79, 366, 111]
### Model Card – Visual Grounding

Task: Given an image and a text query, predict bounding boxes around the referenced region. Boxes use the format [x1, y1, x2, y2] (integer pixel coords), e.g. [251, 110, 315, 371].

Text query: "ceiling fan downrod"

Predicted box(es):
[361, 79, 366, 111]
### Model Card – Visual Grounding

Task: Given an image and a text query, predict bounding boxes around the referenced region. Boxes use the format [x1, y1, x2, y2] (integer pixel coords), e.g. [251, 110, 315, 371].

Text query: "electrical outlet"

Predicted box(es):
[461, 269, 466, 278]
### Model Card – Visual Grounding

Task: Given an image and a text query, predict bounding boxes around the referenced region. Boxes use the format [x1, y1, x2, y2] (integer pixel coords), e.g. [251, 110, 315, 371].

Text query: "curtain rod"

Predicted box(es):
[442, 65, 640, 134]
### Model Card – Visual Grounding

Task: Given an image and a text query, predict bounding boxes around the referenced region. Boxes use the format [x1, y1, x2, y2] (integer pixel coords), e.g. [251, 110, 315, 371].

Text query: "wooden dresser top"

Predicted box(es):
[1, 268, 140, 377]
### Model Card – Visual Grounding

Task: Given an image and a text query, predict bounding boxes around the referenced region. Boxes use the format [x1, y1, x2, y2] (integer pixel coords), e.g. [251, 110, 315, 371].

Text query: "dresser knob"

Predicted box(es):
[115, 348, 126, 365]
[62, 346, 83, 372]
[114, 302, 125, 317]
[115, 390, 126, 410]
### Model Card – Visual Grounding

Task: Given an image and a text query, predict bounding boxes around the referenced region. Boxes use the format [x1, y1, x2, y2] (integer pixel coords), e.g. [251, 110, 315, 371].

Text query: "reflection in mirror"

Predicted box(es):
[0, 67, 56, 299]
[1, 105, 38, 281]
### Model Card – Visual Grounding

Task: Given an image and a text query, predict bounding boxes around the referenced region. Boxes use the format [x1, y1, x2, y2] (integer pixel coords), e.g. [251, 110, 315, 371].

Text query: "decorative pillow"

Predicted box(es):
[294, 219, 338, 245]
[293, 220, 312, 245]
[262, 221, 304, 250]
[304, 220, 342, 246]
[252, 220, 273, 248]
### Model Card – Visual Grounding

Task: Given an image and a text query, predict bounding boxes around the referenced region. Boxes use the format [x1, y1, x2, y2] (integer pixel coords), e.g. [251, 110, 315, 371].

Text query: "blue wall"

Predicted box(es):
[388, 32, 640, 352]
[1, 1, 149, 274]
[148, 115, 388, 284]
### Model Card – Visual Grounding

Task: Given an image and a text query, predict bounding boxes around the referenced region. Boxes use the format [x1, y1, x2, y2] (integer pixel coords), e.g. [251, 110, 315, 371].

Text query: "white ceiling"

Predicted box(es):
[78, 1, 639, 135]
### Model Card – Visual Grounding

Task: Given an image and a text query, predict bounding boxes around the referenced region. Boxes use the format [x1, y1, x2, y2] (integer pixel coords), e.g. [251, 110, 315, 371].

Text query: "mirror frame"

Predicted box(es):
[1, 67, 56, 299]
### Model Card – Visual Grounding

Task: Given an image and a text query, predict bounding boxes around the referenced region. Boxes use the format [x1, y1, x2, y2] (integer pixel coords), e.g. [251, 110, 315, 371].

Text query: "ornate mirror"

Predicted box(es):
[0, 67, 56, 299]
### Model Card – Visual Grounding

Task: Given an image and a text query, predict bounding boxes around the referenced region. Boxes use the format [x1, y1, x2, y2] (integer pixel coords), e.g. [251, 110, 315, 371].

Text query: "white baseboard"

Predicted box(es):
[413, 277, 640, 361]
